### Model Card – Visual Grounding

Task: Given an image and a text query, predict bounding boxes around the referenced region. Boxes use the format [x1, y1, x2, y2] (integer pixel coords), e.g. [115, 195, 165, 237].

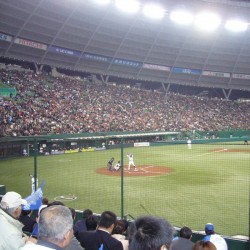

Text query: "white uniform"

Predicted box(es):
[31, 176, 38, 194]
[127, 154, 137, 170]
[187, 139, 192, 149]
[114, 162, 121, 171]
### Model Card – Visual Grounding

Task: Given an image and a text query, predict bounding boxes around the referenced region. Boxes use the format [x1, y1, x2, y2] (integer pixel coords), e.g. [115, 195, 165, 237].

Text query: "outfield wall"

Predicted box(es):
[150, 137, 250, 146]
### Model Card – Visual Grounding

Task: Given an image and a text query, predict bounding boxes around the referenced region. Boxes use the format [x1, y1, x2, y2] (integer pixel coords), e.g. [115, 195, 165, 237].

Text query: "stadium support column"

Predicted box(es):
[121, 139, 124, 219]
[161, 82, 166, 92]
[100, 75, 109, 84]
[222, 88, 232, 100]
[34, 63, 43, 74]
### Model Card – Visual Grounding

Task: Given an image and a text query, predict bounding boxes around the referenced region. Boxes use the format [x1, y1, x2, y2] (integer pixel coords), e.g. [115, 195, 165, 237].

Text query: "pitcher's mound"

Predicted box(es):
[96, 165, 171, 177]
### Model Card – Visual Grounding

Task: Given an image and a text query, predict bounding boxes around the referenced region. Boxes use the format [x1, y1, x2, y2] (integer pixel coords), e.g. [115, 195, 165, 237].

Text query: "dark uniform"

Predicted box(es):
[107, 158, 114, 171]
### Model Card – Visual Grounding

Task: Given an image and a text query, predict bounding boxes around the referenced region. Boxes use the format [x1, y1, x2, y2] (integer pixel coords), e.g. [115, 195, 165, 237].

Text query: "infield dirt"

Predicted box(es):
[96, 165, 171, 177]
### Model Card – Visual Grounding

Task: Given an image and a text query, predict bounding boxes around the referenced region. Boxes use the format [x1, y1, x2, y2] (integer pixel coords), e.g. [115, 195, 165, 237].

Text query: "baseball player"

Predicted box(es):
[187, 139, 192, 149]
[127, 153, 137, 171]
[114, 161, 121, 171]
[29, 174, 38, 194]
[107, 157, 114, 171]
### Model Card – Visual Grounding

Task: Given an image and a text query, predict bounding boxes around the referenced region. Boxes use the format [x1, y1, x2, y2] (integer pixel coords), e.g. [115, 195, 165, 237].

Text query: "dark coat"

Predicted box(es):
[78, 229, 123, 250]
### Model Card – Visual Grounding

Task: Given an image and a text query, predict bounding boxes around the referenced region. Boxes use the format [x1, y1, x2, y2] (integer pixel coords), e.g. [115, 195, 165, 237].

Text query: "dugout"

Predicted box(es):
[0, 131, 179, 159]
[0, 130, 249, 159]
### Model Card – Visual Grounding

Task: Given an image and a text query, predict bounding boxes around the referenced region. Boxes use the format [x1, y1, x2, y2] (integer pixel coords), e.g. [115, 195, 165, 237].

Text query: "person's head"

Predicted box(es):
[192, 240, 216, 250]
[112, 219, 126, 235]
[180, 226, 192, 240]
[38, 205, 73, 248]
[86, 214, 99, 231]
[98, 210, 117, 232]
[129, 215, 174, 250]
[121, 219, 129, 232]
[82, 208, 93, 219]
[0, 191, 27, 218]
[205, 223, 215, 235]
[42, 197, 49, 205]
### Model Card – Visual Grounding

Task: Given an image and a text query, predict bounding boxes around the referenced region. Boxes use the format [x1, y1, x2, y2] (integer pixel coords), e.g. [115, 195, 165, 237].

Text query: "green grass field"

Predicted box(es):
[0, 143, 249, 237]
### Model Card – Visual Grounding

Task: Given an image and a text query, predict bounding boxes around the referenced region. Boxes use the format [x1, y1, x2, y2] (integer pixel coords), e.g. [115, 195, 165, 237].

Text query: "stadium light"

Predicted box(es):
[170, 10, 194, 26]
[115, 0, 140, 14]
[90, 0, 250, 34]
[194, 12, 221, 32]
[143, 4, 165, 20]
[92, 0, 111, 5]
[225, 19, 248, 32]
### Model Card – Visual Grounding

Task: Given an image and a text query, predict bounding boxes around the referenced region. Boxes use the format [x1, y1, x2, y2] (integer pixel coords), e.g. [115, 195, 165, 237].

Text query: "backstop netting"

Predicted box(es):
[0, 136, 249, 238]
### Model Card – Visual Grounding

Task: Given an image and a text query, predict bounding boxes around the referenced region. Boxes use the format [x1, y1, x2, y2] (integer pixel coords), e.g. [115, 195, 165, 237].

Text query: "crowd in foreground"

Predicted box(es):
[0, 191, 229, 250]
[1, 68, 250, 137]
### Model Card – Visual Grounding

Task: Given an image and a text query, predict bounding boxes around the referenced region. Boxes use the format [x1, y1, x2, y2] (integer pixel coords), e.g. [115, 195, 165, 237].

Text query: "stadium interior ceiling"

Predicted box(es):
[0, 0, 250, 100]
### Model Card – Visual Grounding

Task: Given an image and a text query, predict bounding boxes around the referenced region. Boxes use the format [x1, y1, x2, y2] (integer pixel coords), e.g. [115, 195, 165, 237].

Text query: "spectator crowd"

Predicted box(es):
[0, 190, 229, 250]
[0, 68, 250, 137]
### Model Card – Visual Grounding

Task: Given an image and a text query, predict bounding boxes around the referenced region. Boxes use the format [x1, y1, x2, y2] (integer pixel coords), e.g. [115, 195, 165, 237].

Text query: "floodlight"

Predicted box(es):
[143, 4, 165, 20]
[225, 19, 248, 32]
[194, 12, 221, 32]
[92, 0, 111, 5]
[170, 10, 194, 25]
[115, 0, 140, 14]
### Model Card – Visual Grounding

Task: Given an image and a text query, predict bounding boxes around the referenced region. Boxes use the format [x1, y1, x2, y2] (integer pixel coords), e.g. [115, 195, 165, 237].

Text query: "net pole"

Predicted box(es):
[121, 139, 124, 218]
[34, 138, 38, 192]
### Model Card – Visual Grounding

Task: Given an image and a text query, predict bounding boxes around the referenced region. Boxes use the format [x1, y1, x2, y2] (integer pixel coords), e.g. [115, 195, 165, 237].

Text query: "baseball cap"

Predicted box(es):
[0, 191, 27, 209]
[205, 223, 215, 232]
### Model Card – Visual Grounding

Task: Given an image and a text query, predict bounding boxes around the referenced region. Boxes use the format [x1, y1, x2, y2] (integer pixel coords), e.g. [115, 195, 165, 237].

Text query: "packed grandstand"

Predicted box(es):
[1, 0, 250, 138]
[0, 64, 250, 137]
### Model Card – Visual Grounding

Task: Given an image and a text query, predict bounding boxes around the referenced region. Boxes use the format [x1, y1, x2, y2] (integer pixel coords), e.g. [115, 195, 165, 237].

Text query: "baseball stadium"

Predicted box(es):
[0, 0, 249, 249]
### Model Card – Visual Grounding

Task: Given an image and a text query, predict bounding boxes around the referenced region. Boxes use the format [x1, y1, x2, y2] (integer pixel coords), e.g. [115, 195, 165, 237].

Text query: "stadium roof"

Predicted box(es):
[0, 0, 250, 91]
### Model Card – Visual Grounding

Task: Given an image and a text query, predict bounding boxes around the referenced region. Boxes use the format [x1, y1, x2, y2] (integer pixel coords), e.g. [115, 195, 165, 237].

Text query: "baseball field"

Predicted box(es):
[0, 142, 249, 237]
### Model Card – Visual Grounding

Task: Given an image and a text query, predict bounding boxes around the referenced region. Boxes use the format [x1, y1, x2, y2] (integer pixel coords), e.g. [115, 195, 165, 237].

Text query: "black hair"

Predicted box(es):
[98, 210, 117, 228]
[82, 209, 93, 219]
[129, 216, 174, 250]
[112, 220, 126, 234]
[180, 226, 192, 239]
[86, 214, 99, 230]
